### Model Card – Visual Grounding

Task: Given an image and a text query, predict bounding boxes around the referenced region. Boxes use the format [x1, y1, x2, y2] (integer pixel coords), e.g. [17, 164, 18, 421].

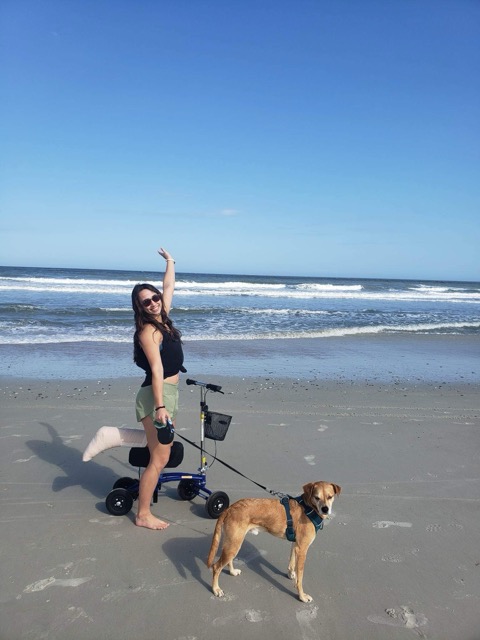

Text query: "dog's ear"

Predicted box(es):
[302, 482, 315, 504]
[331, 483, 342, 496]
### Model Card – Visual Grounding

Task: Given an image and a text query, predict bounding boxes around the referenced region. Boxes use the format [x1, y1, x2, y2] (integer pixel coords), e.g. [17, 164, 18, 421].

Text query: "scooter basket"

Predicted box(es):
[204, 412, 232, 441]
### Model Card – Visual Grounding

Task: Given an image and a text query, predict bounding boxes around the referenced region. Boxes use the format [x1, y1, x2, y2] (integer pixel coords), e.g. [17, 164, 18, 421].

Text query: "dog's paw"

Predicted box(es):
[299, 593, 313, 603]
[213, 586, 225, 597]
[288, 569, 296, 581]
[230, 568, 242, 577]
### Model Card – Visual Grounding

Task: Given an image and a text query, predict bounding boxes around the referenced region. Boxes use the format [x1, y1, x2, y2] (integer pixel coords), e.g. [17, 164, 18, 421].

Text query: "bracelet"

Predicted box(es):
[166, 259, 175, 263]
[155, 405, 166, 410]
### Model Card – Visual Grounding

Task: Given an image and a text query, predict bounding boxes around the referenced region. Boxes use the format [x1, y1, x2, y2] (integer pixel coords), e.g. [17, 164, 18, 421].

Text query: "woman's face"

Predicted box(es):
[137, 289, 162, 316]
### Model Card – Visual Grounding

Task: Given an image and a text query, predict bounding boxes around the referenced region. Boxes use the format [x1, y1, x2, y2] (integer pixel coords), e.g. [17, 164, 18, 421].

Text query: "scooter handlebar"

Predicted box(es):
[186, 378, 223, 393]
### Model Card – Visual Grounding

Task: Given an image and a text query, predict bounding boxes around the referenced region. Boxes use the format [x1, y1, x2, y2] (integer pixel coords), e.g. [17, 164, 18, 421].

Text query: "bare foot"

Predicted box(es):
[135, 514, 170, 530]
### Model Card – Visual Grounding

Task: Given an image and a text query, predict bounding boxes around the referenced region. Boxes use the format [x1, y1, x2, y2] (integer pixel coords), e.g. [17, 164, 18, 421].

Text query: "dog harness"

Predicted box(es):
[280, 495, 324, 542]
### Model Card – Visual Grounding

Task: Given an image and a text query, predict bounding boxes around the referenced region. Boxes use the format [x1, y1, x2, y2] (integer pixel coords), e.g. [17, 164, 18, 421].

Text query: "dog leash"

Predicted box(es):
[175, 433, 324, 540]
[175, 432, 286, 498]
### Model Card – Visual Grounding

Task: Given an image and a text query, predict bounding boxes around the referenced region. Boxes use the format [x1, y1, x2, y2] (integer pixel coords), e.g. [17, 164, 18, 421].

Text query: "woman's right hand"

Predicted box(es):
[155, 407, 171, 426]
[158, 247, 173, 261]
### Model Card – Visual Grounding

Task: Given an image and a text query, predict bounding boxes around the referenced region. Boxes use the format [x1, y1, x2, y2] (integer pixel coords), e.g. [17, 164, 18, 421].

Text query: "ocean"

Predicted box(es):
[1, 265, 479, 381]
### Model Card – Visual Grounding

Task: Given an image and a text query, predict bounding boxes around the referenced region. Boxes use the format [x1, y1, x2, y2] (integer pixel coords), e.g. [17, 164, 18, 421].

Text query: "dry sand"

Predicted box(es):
[1, 375, 479, 640]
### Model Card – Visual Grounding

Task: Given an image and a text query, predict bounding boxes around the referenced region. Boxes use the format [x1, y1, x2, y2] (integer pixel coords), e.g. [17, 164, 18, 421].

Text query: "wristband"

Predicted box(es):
[166, 259, 175, 263]
[155, 405, 166, 410]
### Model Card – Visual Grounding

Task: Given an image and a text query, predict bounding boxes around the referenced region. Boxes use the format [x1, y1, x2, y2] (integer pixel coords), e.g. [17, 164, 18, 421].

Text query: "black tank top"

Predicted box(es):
[135, 329, 185, 387]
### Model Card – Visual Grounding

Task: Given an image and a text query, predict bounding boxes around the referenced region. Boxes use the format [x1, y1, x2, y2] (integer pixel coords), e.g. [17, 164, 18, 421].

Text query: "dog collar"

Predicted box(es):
[280, 495, 324, 542]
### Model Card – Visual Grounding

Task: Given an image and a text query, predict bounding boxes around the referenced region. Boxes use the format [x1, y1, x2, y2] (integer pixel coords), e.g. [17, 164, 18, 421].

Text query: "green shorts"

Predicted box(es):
[135, 382, 179, 422]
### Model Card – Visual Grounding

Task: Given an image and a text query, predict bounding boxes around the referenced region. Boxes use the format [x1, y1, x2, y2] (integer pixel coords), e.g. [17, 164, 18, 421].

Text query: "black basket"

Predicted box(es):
[204, 411, 232, 441]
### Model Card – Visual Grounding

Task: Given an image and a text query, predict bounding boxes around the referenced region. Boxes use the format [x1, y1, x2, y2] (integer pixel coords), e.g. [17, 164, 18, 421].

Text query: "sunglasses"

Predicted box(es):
[141, 293, 161, 308]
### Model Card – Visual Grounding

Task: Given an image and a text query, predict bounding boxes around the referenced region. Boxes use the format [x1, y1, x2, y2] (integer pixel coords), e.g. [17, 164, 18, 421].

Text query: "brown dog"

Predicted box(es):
[207, 481, 341, 602]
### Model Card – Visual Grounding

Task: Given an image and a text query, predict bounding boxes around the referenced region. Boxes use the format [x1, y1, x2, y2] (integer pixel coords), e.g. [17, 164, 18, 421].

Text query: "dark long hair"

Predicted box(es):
[131, 283, 182, 365]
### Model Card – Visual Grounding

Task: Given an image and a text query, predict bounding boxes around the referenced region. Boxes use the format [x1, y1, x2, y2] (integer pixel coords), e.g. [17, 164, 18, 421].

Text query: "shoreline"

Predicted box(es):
[1, 374, 479, 396]
[1, 332, 479, 384]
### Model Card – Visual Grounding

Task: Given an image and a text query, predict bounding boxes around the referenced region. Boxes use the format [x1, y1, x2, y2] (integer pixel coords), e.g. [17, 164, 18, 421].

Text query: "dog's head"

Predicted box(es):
[302, 481, 341, 517]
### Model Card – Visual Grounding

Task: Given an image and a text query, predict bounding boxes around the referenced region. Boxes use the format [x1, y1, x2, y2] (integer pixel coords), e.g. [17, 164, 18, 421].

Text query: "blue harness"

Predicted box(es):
[281, 495, 324, 542]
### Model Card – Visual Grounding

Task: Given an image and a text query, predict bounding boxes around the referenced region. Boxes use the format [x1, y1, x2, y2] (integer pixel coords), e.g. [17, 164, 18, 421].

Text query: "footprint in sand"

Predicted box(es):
[381, 554, 404, 563]
[24, 577, 92, 592]
[13, 455, 36, 463]
[61, 435, 83, 444]
[368, 606, 428, 629]
[209, 592, 237, 602]
[296, 605, 319, 640]
[89, 518, 122, 526]
[212, 609, 271, 626]
[372, 521, 412, 529]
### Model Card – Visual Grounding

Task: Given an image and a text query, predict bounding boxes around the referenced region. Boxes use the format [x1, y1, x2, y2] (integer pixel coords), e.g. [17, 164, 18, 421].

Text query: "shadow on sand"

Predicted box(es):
[25, 421, 133, 500]
[163, 533, 295, 597]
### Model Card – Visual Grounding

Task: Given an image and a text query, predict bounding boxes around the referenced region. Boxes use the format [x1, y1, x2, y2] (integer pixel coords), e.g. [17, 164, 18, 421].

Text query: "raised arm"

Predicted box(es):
[158, 247, 175, 315]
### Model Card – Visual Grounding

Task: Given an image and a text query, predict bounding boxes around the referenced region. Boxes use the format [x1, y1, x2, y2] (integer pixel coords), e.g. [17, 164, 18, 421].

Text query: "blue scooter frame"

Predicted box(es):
[105, 378, 231, 519]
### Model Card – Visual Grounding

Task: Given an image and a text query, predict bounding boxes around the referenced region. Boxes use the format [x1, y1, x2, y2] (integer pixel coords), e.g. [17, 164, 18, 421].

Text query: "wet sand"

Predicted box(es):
[1, 373, 479, 640]
[2, 333, 479, 384]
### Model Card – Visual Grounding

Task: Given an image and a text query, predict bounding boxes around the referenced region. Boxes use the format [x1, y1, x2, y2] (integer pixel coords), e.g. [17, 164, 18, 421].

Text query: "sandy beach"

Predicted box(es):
[1, 369, 479, 640]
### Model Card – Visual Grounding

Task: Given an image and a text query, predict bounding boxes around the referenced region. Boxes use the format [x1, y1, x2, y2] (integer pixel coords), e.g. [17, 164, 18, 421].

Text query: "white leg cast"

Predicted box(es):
[82, 427, 147, 461]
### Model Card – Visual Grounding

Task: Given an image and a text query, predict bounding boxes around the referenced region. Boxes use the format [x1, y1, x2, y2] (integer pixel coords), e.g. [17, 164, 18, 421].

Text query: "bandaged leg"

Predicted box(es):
[82, 426, 147, 461]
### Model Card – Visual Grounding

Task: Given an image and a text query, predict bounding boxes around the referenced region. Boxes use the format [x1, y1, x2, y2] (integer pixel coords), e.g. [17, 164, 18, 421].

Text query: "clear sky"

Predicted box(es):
[1, 0, 479, 281]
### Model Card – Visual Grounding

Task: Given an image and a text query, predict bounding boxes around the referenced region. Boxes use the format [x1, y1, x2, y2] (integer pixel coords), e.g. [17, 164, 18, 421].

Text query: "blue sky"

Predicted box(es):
[1, 0, 479, 280]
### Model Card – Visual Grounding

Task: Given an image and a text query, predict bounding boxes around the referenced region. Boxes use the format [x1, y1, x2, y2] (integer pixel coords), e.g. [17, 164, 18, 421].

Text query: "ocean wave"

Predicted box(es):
[2, 321, 478, 345]
[173, 288, 480, 302]
[0, 276, 139, 287]
[1, 276, 479, 302]
[0, 283, 130, 295]
[186, 321, 480, 340]
[174, 306, 334, 316]
[296, 283, 363, 291]
[410, 284, 478, 294]
[0, 303, 40, 312]
[0, 335, 133, 345]
[234, 308, 332, 315]
[176, 280, 286, 291]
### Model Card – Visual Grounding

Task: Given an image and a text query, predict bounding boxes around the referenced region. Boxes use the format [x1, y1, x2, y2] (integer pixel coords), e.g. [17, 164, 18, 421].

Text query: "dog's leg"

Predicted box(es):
[287, 542, 297, 580]
[211, 530, 246, 598]
[211, 557, 226, 598]
[227, 560, 242, 577]
[207, 512, 225, 569]
[294, 547, 312, 603]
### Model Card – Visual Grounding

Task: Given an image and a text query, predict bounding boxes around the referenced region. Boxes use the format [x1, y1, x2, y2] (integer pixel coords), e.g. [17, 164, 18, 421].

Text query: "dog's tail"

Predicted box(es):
[207, 510, 226, 568]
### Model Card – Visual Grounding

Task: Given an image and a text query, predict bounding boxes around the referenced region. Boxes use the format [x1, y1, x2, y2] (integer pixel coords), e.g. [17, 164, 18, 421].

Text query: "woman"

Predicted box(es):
[131, 247, 185, 530]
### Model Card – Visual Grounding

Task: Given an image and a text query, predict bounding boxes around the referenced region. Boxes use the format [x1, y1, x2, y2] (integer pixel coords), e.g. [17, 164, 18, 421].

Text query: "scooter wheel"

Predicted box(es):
[177, 480, 198, 501]
[106, 488, 134, 516]
[113, 477, 137, 490]
[206, 491, 229, 518]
